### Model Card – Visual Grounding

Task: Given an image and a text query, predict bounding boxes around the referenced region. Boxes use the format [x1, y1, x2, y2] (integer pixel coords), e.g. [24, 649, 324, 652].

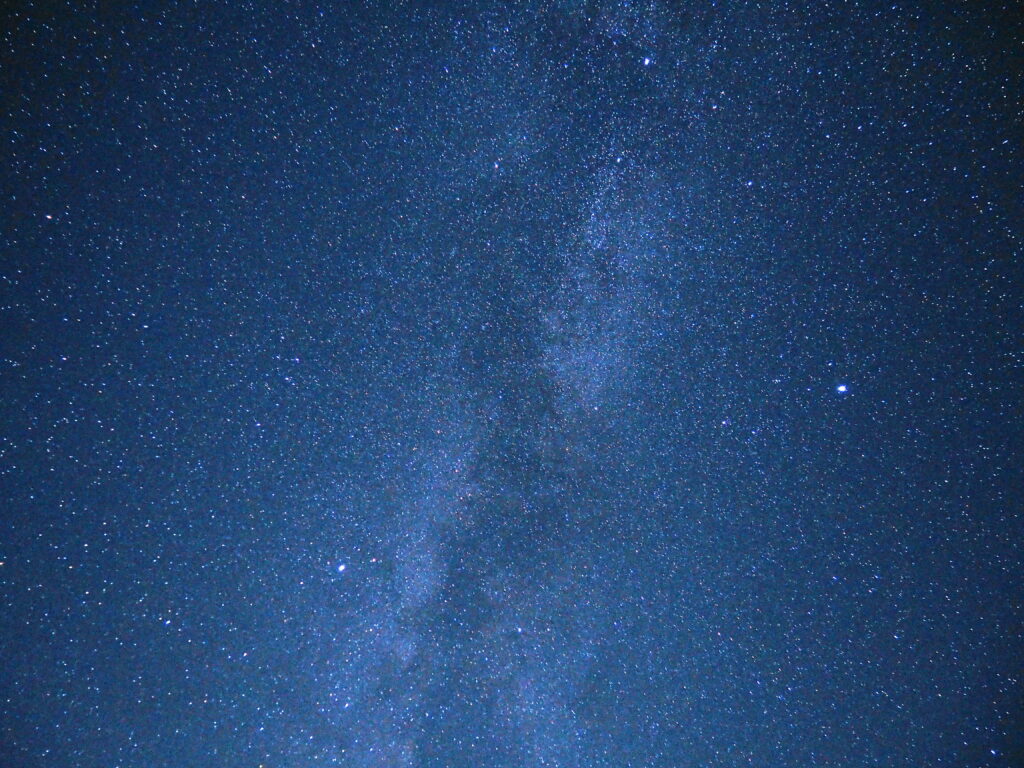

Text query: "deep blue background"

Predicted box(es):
[2, 1, 1021, 766]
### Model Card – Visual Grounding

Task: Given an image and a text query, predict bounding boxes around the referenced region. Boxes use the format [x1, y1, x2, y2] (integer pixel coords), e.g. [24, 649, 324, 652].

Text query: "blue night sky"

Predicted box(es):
[1, 2, 1021, 766]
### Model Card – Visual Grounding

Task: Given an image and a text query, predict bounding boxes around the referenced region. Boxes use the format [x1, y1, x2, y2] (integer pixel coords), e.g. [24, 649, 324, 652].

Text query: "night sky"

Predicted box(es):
[2, 2, 1022, 766]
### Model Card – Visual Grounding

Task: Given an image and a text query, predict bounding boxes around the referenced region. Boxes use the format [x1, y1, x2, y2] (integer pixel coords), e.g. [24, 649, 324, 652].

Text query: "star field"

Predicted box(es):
[1, 2, 1021, 767]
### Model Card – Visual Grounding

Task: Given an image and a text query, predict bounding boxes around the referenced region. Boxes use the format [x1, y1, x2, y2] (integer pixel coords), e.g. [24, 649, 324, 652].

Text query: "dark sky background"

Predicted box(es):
[2, 1, 1022, 766]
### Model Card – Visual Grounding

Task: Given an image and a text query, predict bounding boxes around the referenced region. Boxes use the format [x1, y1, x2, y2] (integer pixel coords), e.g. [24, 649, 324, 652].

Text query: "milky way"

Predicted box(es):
[2, 2, 1021, 766]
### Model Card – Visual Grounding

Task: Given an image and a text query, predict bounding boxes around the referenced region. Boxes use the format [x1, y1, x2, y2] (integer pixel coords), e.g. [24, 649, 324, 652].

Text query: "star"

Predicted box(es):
[836, 384, 848, 393]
